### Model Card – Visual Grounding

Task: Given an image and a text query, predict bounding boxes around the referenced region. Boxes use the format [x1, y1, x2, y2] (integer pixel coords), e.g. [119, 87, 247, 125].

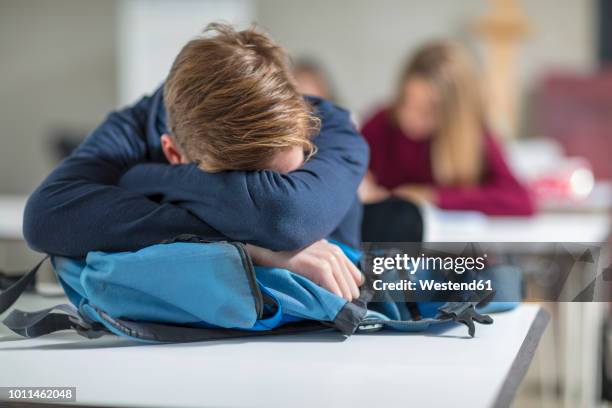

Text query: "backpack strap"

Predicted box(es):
[88, 306, 332, 343]
[437, 301, 494, 337]
[0, 256, 107, 339]
[0, 257, 47, 315]
[3, 304, 107, 339]
[0, 256, 337, 343]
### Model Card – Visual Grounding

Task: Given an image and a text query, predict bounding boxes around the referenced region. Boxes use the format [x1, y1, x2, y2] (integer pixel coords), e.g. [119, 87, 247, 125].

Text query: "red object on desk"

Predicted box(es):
[530, 158, 595, 204]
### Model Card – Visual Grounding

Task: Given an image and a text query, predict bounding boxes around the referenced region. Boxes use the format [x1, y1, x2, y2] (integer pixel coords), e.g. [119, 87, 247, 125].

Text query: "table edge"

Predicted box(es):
[492, 306, 551, 408]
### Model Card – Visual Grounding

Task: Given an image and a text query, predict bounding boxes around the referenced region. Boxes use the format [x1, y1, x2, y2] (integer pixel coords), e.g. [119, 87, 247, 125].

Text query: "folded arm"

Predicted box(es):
[23, 91, 223, 257]
[25, 92, 368, 257]
[119, 98, 369, 251]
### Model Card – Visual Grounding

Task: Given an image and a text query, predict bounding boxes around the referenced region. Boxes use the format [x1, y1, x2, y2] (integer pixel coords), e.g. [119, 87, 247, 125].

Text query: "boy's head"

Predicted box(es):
[162, 23, 320, 173]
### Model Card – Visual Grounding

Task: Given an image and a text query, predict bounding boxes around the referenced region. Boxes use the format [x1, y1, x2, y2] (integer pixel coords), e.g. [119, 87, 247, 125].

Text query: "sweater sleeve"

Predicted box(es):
[23, 90, 222, 257]
[436, 135, 536, 216]
[118, 97, 369, 251]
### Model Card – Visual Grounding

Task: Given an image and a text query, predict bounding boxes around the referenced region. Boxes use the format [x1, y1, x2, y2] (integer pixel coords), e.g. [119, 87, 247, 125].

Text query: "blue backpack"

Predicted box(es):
[0, 237, 517, 343]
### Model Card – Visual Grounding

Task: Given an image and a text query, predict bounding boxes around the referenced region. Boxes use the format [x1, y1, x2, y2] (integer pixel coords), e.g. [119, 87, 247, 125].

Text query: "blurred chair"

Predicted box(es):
[48, 129, 85, 161]
[537, 71, 612, 180]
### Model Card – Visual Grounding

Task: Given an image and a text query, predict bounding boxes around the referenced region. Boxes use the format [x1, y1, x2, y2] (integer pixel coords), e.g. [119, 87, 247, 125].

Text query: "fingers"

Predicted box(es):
[315, 260, 343, 299]
[328, 254, 354, 301]
[344, 254, 364, 287]
[343, 264, 360, 300]
[284, 239, 363, 302]
[326, 243, 360, 300]
[334, 249, 360, 299]
[327, 243, 362, 289]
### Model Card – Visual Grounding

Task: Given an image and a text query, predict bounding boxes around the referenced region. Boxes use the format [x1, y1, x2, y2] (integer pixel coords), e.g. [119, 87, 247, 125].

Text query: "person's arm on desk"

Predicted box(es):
[24, 95, 367, 257]
[432, 136, 536, 215]
[119, 98, 369, 251]
[247, 239, 363, 301]
[389, 137, 535, 215]
[23, 90, 224, 258]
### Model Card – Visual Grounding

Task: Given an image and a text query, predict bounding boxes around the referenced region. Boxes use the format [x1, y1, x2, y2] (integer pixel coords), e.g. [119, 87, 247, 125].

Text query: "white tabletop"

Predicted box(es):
[0, 296, 547, 408]
[422, 205, 610, 243]
[0, 194, 26, 240]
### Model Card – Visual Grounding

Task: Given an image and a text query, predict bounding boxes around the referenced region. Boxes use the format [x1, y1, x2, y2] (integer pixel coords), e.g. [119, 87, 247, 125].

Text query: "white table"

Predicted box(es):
[422, 203, 610, 407]
[422, 179, 611, 244]
[0, 194, 27, 240]
[422, 205, 610, 243]
[0, 295, 548, 408]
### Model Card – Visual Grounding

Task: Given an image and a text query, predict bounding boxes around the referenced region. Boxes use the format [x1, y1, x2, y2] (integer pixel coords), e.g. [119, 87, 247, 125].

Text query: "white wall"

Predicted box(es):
[117, 0, 255, 106]
[256, 0, 596, 127]
[0, 0, 117, 194]
[0, 0, 596, 196]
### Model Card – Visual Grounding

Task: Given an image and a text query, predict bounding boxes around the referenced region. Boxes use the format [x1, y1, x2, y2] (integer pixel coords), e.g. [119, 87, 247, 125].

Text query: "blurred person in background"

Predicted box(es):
[359, 41, 535, 241]
[292, 58, 337, 102]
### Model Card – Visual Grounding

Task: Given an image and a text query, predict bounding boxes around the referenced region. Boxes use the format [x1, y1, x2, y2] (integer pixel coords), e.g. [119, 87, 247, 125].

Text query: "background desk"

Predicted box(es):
[0, 296, 547, 408]
[0, 194, 26, 240]
[421, 200, 610, 407]
[422, 205, 610, 243]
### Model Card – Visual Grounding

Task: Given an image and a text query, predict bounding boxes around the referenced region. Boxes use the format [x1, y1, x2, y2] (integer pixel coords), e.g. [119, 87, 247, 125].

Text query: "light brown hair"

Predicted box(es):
[396, 41, 485, 186]
[164, 23, 319, 172]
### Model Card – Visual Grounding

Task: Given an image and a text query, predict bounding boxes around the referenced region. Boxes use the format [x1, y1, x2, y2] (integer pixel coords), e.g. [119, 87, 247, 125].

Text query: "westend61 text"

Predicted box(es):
[373, 279, 493, 292]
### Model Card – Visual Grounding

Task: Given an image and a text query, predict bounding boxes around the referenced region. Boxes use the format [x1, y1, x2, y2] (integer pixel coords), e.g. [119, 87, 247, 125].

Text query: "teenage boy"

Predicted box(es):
[23, 23, 368, 300]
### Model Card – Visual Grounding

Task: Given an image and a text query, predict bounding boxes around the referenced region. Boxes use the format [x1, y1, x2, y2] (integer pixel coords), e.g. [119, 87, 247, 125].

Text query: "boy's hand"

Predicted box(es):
[246, 240, 363, 301]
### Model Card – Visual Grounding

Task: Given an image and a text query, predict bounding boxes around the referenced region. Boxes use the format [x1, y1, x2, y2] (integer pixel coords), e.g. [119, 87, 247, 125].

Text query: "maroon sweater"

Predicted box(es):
[361, 108, 535, 216]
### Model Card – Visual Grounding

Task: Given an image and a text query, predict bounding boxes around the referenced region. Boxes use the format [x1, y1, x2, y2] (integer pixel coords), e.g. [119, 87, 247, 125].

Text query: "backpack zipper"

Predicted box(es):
[229, 242, 264, 320]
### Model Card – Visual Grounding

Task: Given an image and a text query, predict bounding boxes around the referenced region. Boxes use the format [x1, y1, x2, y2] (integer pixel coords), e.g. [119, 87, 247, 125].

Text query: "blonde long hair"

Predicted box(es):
[395, 42, 485, 186]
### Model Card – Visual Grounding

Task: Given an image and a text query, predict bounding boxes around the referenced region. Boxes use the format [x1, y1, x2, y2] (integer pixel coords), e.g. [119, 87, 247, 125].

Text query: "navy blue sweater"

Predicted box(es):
[23, 87, 368, 257]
